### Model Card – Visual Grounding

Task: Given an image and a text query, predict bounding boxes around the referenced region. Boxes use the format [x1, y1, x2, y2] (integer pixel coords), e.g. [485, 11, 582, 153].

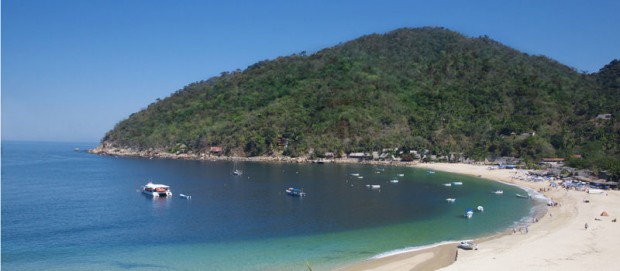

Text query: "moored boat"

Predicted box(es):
[179, 193, 191, 199]
[141, 182, 172, 197]
[444, 183, 452, 187]
[390, 179, 399, 183]
[366, 184, 381, 189]
[286, 187, 306, 197]
[465, 208, 474, 219]
[446, 198, 456, 203]
[452, 181, 463, 185]
[493, 190, 504, 194]
[477, 206, 484, 212]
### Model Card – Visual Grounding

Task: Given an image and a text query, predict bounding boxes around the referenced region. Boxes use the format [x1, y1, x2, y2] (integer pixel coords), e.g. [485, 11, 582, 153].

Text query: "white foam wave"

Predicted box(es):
[371, 240, 463, 259]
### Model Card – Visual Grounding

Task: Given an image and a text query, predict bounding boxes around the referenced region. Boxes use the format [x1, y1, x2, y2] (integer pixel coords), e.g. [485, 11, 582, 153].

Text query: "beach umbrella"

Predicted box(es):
[601, 211, 609, 216]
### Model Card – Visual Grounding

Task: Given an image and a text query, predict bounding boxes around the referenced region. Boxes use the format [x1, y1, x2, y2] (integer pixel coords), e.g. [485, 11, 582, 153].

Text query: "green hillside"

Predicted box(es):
[100, 27, 618, 173]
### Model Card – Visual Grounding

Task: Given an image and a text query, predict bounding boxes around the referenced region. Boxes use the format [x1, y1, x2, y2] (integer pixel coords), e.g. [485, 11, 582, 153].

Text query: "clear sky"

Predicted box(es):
[2, 0, 619, 142]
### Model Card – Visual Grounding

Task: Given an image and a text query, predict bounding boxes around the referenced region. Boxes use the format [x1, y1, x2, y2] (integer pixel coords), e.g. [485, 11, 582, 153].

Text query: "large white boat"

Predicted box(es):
[141, 182, 172, 197]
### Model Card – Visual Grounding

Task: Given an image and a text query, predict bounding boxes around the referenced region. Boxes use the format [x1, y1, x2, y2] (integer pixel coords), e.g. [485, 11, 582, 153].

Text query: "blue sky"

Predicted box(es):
[2, 0, 619, 142]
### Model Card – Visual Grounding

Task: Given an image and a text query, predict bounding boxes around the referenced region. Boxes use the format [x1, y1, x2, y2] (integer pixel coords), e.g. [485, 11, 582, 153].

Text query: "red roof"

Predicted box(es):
[210, 146, 223, 153]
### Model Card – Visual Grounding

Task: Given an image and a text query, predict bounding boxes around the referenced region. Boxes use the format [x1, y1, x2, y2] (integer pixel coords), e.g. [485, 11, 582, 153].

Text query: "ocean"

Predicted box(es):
[1, 141, 537, 270]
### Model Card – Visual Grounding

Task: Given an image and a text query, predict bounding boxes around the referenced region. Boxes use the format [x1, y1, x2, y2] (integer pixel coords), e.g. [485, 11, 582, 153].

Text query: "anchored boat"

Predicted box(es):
[464, 208, 474, 219]
[141, 182, 172, 197]
[286, 187, 306, 197]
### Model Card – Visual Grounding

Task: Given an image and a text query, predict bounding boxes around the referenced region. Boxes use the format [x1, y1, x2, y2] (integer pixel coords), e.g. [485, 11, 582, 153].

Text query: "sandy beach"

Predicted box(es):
[341, 163, 619, 271]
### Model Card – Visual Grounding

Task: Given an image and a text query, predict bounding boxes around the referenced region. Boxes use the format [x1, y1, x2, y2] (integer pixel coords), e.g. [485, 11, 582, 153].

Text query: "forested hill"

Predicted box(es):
[99, 27, 619, 172]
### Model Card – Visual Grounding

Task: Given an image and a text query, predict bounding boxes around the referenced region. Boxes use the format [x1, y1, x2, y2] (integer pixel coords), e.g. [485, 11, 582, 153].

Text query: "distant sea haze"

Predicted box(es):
[1, 141, 536, 270]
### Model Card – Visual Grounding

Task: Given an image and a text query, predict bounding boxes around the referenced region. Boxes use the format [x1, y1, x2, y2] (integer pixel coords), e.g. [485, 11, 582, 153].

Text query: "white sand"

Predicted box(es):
[342, 163, 620, 271]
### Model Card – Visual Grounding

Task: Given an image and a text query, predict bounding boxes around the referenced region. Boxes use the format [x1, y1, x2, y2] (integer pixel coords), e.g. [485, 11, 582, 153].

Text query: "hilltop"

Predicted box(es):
[95, 27, 619, 175]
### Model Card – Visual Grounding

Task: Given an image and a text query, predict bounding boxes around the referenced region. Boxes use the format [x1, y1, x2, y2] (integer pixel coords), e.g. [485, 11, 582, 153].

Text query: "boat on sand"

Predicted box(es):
[458, 241, 477, 250]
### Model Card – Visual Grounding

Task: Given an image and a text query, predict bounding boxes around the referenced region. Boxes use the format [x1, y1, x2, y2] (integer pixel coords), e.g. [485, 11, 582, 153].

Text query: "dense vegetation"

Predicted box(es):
[101, 27, 619, 177]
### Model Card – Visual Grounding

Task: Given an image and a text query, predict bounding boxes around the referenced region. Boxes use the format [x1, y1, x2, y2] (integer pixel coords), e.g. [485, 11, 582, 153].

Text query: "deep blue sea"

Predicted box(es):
[2, 141, 538, 270]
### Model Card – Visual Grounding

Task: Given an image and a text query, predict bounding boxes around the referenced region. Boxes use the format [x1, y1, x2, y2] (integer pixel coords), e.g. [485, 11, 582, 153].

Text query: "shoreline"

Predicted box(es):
[88, 148, 619, 270]
[340, 163, 619, 271]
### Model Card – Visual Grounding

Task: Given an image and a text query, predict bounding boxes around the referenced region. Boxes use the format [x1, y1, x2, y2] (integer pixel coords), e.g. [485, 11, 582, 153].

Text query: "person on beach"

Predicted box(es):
[585, 223, 589, 229]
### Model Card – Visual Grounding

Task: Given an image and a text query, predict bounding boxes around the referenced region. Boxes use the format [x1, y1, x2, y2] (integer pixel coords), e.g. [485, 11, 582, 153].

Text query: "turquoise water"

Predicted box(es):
[2, 141, 536, 270]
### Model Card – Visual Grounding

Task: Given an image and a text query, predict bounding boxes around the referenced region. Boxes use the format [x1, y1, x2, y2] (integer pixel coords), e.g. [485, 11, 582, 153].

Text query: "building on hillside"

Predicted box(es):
[596, 113, 612, 120]
[348, 152, 370, 160]
[209, 146, 223, 155]
[540, 158, 565, 167]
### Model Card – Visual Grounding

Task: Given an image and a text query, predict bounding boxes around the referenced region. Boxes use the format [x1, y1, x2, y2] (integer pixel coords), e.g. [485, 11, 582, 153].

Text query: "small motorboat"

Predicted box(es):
[350, 173, 360, 176]
[397, 173, 404, 177]
[493, 190, 504, 194]
[452, 181, 463, 185]
[477, 206, 484, 212]
[446, 198, 456, 203]
[458, 241, 477, 250]
[390, 179, 399, 183]
[366, 184, 381, 189]
[444, 183, 452, 187]
[357, 176, 364, 179]
[286, 187, 306, 197]
[179, 194, 192, 199]
[427, 170, 436, 174]
[465, 208, 474, 219]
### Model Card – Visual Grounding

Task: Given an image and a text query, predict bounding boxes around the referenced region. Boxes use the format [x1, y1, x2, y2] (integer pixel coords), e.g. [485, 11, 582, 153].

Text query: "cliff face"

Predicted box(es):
[97, 27, 618, 167]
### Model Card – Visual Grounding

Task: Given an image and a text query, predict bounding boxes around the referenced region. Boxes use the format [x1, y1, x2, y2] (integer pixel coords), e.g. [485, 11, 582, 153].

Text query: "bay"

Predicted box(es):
[1, 141, 536, 270]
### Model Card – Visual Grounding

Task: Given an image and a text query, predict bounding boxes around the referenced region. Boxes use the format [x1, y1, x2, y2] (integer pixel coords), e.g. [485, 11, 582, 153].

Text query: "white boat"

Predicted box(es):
[465, 209, 474, 219]
[366, 184, 381, 189]
[232, 161, 243, 175]
[390, 179, 399, 183]
[179, 193, 191, 199]
[444, 183, 452, 187]
[357, 176, 364, 179]
[427, 170, 436, 174]
[350, 173, 360, 176]
[587, 188, 604, 194]
[446, 198, 456, 203]
[458, 241, 477, 250]
[397, 174, 404, 177]
[141, 182, 172, 197]
[477, 206, 484, 212]
[452, 181, 463, 185]
[493, 190, 504, 194]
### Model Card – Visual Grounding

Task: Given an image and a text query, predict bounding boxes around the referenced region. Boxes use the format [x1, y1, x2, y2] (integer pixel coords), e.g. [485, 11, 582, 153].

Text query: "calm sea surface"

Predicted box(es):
[2, 141, 538, 270]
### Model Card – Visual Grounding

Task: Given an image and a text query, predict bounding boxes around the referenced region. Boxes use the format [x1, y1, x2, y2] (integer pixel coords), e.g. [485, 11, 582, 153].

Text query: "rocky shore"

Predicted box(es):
[88, 144, 419, 167]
